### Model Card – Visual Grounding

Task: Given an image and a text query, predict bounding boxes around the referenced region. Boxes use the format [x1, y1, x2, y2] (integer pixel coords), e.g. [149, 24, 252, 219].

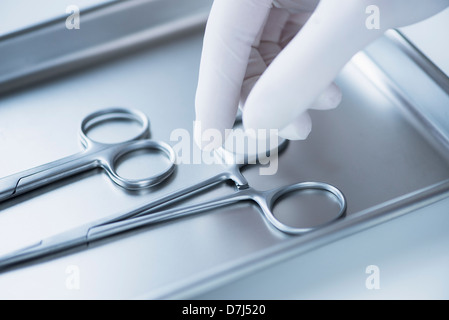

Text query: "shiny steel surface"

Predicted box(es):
[0, 14, 449, 298]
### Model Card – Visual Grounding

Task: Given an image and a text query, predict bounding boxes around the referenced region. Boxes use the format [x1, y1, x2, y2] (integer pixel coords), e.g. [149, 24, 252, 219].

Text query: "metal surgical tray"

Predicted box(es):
[0, 0, 449, 299]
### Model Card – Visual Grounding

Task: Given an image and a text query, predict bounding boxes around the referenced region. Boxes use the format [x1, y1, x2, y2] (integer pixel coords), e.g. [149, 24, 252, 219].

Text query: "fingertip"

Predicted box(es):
[278, 112, 312, 140]
[194, 106, 236, 151]
[311, 82, 343, 110]
[194, 120, 226, 151]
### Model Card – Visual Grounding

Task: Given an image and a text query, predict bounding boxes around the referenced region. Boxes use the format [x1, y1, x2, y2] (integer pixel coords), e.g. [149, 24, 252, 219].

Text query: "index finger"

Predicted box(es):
[195, 0, 273, 150]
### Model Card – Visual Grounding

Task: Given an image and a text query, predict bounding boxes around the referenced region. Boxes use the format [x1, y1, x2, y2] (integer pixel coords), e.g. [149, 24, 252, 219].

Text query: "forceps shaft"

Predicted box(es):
[88, 182, 346, 240]
[0, 179, 346, 271]
[87, 189, 251, 241]
[0, 168, 248, 270]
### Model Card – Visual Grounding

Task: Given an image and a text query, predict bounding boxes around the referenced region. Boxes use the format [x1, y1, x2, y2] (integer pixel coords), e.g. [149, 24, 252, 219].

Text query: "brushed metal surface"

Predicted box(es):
[0, 28, 448, 298]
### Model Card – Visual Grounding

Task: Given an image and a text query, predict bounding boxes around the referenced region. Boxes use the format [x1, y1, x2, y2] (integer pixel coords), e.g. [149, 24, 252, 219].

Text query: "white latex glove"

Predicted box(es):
[195, 0, 449, 149]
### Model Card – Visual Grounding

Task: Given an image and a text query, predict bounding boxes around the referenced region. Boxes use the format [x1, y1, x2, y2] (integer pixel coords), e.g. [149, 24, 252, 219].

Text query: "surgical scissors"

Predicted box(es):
[0, 123, 347, 270]
[0, 107, 176, 202]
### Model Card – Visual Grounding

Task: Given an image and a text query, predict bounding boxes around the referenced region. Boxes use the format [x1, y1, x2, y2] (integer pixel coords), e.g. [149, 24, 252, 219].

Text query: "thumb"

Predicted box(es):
[242, 0, 384, 134]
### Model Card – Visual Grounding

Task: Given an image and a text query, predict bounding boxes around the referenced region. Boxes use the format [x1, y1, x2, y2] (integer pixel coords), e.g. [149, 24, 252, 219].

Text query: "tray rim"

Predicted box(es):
[1, 1, 449, 299]
[0, 0, 213, 96]
[147, 30, 449, 298]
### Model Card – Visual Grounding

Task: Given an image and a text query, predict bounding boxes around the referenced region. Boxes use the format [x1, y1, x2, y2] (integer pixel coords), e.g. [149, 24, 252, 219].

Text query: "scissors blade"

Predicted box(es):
[0, 150, 98, 203]
[0, 176, 20, 202]
[0, 225, 89, 271]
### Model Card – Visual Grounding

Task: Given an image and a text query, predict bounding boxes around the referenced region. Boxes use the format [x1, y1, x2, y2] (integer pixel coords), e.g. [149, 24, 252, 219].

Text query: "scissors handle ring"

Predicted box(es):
[80, 107, 150, 147]
[79, 107, 176, 189]
[105, 140, 177, 190]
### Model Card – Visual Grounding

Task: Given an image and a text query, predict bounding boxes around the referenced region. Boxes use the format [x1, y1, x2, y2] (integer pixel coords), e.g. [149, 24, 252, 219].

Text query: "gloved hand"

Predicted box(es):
[194, 0, 449, 149]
